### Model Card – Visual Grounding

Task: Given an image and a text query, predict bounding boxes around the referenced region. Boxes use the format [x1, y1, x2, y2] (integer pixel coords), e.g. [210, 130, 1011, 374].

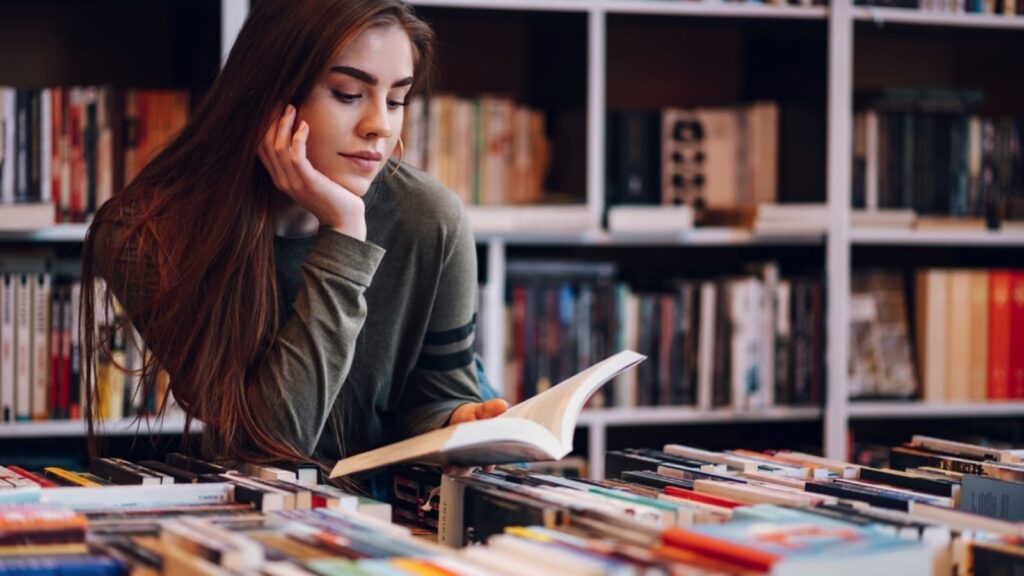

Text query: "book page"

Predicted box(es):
[500, 350, 645, 451]
[330, 418, 561, 478]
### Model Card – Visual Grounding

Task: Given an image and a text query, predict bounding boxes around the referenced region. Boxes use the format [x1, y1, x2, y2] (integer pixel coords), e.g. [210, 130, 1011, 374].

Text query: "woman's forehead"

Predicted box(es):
[329, 26, 415, 80]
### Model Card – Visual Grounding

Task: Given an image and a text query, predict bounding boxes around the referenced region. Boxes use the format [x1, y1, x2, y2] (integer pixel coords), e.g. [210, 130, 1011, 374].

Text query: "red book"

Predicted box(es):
[664, 485, 745, 509]
[988, 271, 1012, 400]
[6, 465, 59, 488]
[50, 288, 64, 418]
[1011, 272, 1024, 398]
[661, 527, 778, 572]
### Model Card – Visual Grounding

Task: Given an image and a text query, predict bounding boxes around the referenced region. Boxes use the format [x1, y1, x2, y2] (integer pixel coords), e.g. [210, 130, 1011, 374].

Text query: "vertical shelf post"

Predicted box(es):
[826, 0, 853, 460]
[587, 6, 607, 228]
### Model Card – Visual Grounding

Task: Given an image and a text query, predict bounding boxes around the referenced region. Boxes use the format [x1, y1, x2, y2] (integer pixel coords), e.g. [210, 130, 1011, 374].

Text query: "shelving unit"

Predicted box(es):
[848, 401, 1024, 419]
[0, 415, 201, 439]
[2, 0, 1022, 478]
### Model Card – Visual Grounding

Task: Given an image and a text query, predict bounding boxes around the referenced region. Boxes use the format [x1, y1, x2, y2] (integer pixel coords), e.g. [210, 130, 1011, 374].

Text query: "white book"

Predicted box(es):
[330, 351, 646, 478]
[607, 205, 694, 234]
[696, 281, 716, 412]
[916, 269, 948, 403]
[30, 272, 50, 419]
[466, 205, 593, 234]
[613, 286, 638, 408]
[13, 273, 30, 420]
[0, 275, 12, 422]
[865, 110, 879, 211]
[40, 482, 233, 510]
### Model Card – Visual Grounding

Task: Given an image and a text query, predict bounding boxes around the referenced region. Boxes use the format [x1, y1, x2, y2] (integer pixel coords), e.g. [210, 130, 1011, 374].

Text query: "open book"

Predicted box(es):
[330, 350, 646, 478]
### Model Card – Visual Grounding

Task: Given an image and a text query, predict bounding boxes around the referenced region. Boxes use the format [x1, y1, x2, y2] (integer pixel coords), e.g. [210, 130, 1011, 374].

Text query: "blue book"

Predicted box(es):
[0, 555, 123, 575]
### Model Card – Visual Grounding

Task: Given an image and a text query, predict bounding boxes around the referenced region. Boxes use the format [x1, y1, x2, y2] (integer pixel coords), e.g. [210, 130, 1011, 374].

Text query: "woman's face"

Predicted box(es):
[297, 25, 414, 196]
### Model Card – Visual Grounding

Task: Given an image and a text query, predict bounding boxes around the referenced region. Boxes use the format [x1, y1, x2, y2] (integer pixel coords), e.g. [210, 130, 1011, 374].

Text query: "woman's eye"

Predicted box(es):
[331, 90, 360, 103]
[387, 100, 408, 110]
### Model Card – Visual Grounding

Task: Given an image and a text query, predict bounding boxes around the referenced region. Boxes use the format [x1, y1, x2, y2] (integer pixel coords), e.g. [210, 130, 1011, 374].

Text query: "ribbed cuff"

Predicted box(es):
[304, 227, 386, 287]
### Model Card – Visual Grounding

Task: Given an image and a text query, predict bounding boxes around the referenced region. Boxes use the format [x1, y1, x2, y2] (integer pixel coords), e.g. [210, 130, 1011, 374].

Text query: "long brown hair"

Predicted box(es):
[81, 0, 435, 464]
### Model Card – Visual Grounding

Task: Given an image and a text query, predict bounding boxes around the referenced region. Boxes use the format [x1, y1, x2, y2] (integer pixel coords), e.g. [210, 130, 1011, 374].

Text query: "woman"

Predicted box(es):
[82, 0, 507, 471]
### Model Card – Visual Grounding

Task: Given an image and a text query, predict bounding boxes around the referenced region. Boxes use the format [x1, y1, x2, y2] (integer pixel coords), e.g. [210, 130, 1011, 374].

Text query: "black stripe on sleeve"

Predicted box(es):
[423, 314, 476, 346]
[416, 347, 475, 372]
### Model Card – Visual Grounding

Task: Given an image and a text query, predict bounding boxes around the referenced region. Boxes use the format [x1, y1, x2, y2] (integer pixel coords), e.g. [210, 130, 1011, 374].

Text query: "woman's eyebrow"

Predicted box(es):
[330, 65, 414, 88]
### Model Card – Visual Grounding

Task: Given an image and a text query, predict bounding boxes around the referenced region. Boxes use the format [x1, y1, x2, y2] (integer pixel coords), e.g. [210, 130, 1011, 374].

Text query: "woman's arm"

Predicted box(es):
[394, 210, 486, 438]
[93, 220, 384, 456]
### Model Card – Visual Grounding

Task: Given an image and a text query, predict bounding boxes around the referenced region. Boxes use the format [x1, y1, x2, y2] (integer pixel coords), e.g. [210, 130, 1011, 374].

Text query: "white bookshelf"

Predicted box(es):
[0, 415, 201, 438]
[0, 224, 91, 243]
[853, 6, 1024, 29]
[850, 228, 1024, 247]
[3, 0, 1023, 475]
[578, 406, 822, 426]
[849, 401, 1024, 419]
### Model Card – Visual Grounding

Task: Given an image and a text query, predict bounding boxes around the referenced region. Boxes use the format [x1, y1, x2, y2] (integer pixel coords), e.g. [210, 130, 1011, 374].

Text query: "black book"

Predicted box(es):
[89, 458, 161, 485]
[138, 460, 199, 484]
[606, 110, 662, 209]
[620, 470, 693, 491]
[858, 467, 958, 498]
[166, 453, 230, 476]
[960, 474, 1024, 522]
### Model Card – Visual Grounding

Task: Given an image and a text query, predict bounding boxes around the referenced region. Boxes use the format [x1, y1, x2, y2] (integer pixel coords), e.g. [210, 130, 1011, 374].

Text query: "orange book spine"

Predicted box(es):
[1012, 272, 1024, 399]
[661, 528, 779, 572]
[988, 270, 1012, 400]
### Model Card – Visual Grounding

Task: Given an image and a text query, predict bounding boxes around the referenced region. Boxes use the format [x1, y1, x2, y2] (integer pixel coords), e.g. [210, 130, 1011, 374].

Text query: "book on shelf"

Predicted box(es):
[909, 268, 1024, 402]
[852, 89, 1024, 228]
[848, 270, 917, 400]
[464, 204, 592, 234]
[400, 94, 551, 207]
[854, 0, 1024, 15]
[606, 204, 695, 234]
[328, 350, 646, 478]
[852, 208, 917, 229]
[0, 86, 190, 227]
[504, 259, 823, 411]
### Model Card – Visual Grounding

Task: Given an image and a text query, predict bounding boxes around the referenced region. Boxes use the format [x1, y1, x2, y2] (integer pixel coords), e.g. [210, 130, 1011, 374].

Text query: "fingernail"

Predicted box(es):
[286, 104, 295, 115]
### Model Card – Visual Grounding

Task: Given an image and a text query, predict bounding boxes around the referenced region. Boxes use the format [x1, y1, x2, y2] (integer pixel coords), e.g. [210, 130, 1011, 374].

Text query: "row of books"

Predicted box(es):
[401, 94, 551, 207]
[607, 103, 779, 220]
[0, 86, 189, 226]
[436, 434, 1024, 574]
[852, 90, 1024, 223]
[849, 268, 1024, 402]
[498, 260, 823, 409]
[855, 0, 1024, 14]
[0, 259, 172, 423]
[916, 269, 1024, 402]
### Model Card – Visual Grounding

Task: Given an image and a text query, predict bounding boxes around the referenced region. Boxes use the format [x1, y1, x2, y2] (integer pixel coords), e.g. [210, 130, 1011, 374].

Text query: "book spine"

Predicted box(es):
[987, 270, 1011, 397]
[13, 274, 30, 421]
[30, 273, 49, 419]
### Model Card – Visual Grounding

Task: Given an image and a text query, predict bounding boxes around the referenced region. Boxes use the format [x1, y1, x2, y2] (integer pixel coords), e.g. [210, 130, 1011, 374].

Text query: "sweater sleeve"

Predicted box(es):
[394, 210, 484, 438]
[93, 222, 385, 456]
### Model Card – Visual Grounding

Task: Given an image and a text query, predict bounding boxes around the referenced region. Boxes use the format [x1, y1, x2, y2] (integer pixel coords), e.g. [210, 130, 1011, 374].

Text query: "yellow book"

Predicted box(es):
[42, 467, 101, 487]
[946, 270, 972, 402]
[967, 271, 990, 401]
[0, 543, 88, 556]
[389, 558, 451, 576]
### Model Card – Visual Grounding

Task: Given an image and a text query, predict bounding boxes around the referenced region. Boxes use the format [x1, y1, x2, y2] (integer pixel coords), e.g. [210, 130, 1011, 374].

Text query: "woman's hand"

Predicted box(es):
[257, 104, 367, 241]
[443, 399, 509, 477]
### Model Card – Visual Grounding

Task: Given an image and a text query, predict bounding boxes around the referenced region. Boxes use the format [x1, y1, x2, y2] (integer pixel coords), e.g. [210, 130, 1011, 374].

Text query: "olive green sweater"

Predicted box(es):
[95, 162, 483, 460]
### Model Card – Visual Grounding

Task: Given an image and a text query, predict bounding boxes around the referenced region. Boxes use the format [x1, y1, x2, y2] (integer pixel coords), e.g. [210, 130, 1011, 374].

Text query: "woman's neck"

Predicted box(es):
[273, 194, 320, 237]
